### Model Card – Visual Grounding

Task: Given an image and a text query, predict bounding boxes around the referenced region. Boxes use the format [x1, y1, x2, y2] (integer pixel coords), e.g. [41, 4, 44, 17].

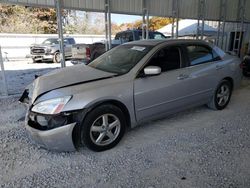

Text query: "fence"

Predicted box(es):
[0, 46, 8, 96]
[0, 33, 107, 59]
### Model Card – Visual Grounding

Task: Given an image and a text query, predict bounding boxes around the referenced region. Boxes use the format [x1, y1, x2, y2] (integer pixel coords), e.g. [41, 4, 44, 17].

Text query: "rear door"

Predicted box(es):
[180, 44, 222, 102]
[64, 39, 71, 56]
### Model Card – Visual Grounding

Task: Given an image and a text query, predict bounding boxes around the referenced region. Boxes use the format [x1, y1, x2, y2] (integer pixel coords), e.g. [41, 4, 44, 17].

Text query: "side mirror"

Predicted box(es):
[144, 66, 161, 76]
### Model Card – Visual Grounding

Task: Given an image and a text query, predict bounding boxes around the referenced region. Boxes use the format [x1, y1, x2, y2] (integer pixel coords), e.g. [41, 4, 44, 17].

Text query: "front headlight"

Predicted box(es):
[31, 96, 71, 115]
[46, 47, 52, 53]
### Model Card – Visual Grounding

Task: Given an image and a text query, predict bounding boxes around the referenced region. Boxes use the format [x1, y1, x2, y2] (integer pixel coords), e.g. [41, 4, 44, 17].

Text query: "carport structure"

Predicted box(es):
[1, 0, 250, 68]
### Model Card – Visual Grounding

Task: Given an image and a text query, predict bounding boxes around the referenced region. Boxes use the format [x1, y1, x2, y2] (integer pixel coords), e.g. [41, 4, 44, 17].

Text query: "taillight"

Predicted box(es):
[86, 47, 91, 59]
[240, 62, 245, 69]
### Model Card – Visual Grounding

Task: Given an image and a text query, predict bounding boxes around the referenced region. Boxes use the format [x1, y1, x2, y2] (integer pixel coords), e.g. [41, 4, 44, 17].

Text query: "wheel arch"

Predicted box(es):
[222, 77, 234, 89]
[85, 99, 131, 129]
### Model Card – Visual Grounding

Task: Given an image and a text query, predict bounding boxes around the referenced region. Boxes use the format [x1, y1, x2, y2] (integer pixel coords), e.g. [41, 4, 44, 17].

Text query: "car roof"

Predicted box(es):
[46, 37, 74, 39]
[123, 39, 211, 47]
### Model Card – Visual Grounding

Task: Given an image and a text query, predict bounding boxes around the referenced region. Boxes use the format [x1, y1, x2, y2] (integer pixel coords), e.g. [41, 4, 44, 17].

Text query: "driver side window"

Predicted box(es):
[146, 46, 182, 72]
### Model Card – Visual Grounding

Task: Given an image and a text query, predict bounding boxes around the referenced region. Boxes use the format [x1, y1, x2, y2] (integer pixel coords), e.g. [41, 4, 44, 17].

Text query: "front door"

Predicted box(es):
[134, 45, 193, 122]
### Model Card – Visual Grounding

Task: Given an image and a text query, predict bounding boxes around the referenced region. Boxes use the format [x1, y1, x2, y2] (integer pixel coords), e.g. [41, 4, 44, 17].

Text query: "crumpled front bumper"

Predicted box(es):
[25, 121, 77, 152]
[20, 86, 82, 152]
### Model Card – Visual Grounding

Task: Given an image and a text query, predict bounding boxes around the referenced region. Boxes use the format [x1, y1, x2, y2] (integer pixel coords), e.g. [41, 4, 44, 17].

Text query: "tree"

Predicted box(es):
[127, 17, 172, 31]
[0, 4, 58, 34]
[114, 17, 172, 33]
[0, 4, 172, 35]
[32, 8, 58, 33]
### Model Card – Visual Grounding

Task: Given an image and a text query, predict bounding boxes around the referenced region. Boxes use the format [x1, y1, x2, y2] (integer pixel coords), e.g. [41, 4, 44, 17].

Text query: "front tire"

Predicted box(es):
[32, 58, 41, 63]
[81, 104, 126, 151]
[207, 80, 232, 110]
[53, 52, 61, 63]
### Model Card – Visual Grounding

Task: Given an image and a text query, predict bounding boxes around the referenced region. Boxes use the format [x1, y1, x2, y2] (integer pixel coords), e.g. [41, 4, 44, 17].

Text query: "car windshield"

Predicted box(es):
[152, 33, 166, 39]
[138, 32, 166, 40]
[42, 38, 59, 45]
[88, 44, 152, 74]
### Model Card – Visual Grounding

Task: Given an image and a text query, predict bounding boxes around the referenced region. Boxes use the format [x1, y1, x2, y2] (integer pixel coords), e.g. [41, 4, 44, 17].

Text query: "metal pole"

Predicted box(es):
[200, 0, 205, 40]
[216, 21, 221, 46]
[142, 9, 146, 40]
[237, 0, 246, 56]
[104, 1, 108, 51]
[107, 0, 112, 50]
[171, 18, 175, 39]
[175, 0, 179, 38]
[55, 0, 66, 68]
[146, 10, 149, 39]
[176, 19, 179, 38]
[171, 0, 177, 39]
[201, 19, 205, 40]
[0, 46, 8, 96]
[196, 20, 200, 39]
[217, 0, 223, 46]
[220, 0, 227, 49]
[221, 21, 226, 49]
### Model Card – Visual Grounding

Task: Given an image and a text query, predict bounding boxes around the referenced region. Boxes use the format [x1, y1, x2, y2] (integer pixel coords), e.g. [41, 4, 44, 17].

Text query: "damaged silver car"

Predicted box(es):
[20, 39, 242, 152]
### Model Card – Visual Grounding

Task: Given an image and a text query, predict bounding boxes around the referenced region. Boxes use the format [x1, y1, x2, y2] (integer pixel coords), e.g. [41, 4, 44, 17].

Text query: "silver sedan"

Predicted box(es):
[20, 39, 242, 152]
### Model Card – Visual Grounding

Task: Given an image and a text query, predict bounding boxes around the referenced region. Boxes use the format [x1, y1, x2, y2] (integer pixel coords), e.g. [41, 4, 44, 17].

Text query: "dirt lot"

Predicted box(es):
[0, 60, 250, 187]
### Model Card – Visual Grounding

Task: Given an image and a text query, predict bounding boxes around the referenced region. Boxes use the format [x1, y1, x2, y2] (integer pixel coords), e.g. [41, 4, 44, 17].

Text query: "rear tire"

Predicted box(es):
[207, 80, 232, 110]
[243, 70, 250, 77]
[81, 104, 126, 152]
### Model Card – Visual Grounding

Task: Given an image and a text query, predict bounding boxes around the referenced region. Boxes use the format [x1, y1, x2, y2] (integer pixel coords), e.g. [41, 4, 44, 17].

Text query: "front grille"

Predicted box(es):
[31, 48, 45, 55]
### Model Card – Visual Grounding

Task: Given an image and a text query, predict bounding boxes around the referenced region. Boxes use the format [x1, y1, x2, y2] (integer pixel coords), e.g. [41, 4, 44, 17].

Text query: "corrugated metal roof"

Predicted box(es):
[1, 0, 250, 22]
[63, 0, 104, 12]
[226, 0, 239, 21]
[111, 0, 143, 15]
[146, 0, 172, 17]
[206, 0, 220, 21]
[178, 0, 198, 20]
[3, 0, 55, 7]
[245, 0, 250, 22]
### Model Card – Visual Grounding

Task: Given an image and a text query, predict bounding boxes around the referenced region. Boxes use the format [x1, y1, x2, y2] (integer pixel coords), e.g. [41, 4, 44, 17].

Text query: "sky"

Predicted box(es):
[111, 14, 141, 24]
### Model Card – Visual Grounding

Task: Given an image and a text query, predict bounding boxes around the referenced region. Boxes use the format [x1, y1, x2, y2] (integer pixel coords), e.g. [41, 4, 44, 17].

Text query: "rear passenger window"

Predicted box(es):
[213, 46, 225, 59]
[146, 46, 181, 72]
[186, 45, 213, 66]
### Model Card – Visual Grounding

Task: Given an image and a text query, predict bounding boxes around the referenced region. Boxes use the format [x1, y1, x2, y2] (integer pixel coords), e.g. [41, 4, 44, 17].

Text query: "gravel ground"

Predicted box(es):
[0, 61, 250, 187]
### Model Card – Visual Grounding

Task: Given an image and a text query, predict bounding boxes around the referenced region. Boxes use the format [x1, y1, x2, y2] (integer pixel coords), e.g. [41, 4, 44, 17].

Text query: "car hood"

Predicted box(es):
[31, 44, 56, 48]
[31, 65, 116, 103]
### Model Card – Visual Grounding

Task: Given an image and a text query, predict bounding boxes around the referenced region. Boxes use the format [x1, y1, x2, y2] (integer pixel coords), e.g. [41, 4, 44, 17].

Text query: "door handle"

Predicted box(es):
[216, 65, 224, 70]
[177, 74, 189, 80]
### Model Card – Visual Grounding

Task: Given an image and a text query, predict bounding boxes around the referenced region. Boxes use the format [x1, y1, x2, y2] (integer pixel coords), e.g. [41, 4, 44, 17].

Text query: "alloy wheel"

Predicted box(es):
[216, 84, 230, 107]
[90, 114, 121, 146]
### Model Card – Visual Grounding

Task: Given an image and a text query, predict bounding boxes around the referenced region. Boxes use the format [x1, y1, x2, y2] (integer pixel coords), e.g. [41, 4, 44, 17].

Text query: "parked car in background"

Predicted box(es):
[71, 29, 167, 64]
[20, 39, 242, 152]
[30, 37, 76, 63]
[241, 52, 250, 77]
